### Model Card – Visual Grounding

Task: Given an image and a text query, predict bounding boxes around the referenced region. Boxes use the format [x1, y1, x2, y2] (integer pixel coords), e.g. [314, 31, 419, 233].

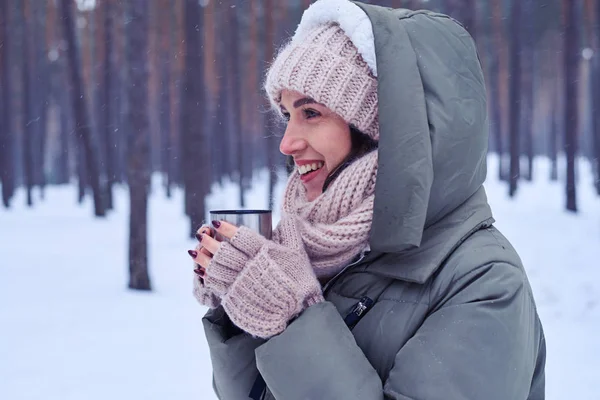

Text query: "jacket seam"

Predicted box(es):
[396, 9, 466, 32]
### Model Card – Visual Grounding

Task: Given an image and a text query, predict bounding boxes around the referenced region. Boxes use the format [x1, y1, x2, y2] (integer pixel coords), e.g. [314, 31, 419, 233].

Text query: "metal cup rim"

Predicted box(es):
[209, 209, 271, 215]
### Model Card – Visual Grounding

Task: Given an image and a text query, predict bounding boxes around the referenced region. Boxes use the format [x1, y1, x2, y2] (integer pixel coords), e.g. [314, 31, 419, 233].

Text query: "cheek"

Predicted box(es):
[327, 127, 352, 166]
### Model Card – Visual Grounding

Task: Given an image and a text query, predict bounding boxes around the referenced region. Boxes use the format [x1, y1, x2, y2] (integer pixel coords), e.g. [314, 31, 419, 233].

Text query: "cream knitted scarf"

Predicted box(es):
[194, 150, 379, 337]
[278, 150, 378, 279]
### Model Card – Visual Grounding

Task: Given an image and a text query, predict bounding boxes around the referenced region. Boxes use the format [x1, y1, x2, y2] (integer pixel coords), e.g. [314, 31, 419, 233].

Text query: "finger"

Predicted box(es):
[199, 246, 212, 258]
[188, 249, 212, 269]
[211, 220, 239, 240]
[199, 233, 221, 255]
[195, 225, 214, 241]
[193, 266, 205, 277]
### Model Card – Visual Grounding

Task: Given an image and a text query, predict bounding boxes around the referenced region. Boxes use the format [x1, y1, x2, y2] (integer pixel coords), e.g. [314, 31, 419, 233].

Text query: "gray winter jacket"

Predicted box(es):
[202, 4, 546, 400]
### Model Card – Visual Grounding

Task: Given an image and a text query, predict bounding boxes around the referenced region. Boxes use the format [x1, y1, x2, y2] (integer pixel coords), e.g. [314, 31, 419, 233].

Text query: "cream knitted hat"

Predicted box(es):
[264, 23, 379, 141]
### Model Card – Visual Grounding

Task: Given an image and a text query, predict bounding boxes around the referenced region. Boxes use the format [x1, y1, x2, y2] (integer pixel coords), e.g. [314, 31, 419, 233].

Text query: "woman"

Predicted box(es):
[188, 1, 546, 399]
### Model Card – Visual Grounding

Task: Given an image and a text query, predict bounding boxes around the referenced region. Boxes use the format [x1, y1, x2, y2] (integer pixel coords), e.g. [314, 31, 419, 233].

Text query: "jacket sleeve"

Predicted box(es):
[202, 306, 266, 399]
[382, 261, 543, 400]
[254, 262, 543, 400]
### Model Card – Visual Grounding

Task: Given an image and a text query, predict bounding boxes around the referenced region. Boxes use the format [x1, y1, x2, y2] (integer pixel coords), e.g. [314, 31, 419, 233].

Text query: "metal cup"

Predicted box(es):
[209, 209, 272, 241]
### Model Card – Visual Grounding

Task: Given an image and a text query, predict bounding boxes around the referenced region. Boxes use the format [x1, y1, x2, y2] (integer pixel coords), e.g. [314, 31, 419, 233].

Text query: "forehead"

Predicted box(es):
[280, 90, 320, 109]
[280, 89, 307, 103]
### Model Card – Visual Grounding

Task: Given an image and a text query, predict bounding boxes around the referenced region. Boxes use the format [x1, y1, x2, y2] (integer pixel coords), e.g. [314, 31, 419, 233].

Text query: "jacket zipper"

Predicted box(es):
[343, 296, 375, 329]
[322, 250, 369, 295]
[322, 250, 375, 330]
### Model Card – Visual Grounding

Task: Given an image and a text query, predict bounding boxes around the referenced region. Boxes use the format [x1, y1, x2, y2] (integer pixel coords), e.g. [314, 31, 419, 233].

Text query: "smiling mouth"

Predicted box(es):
[297, 161, 324, 183]
[297, 161, 324, 176]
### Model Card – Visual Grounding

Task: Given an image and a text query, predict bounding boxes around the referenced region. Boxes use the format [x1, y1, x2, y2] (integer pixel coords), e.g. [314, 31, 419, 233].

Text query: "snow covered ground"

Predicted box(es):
[1, 156, 599, 400]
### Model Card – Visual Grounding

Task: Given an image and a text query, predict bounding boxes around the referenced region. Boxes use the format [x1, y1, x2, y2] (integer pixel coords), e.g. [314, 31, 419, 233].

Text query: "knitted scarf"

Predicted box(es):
[278, 150, 378, 279]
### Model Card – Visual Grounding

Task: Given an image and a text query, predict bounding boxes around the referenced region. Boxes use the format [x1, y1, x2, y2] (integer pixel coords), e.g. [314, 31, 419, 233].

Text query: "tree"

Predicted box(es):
[509, 0, 522, 197]
[265, 0, 280, 210]
[521, 0, 535, 181]
[20, 0, 34, 206]
[0, 0, 15, 208]
[227, 1, 246, 208]
[101, 0, 116, 209]
[125, 0, 152, 291]
[181, 0, 208, 237]
[156, 0, 173, 197]
[563, 0, 579, 212]
[211, 0, 231, 183]
[489, 0, 507, 180]
[169, 0, 184, 188]
[46, 0, 70, 185]
[550, 68, 561, 181]
[593, 0, 600, 194]
[60, 0, 105, 216]
[33, 2, 49, 197]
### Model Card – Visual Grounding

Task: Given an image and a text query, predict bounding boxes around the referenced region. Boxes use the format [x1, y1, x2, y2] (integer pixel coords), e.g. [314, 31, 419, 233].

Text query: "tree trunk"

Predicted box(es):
[156, 0, 172, 198]
[169, 0, 183, 188]
[594, 0, 600, 194]
[201, 0, 217, 186]
[114, 0, 127, 185]
[181, 0, 208, 237]
[35, 2, 49, 197]
[102, 0, 115, 209]
[521, 0, 535, 181]
[0, 0, 15, 207]
[21, 0, 34, 206]
[550, 77, 559, 181]
[60, 0, 105, 216]
[508, 0, 522, 197]
[215, 1, 231, 182]
[228, 2, 245, 208]
[563, 0, 578, 212]
[265, 0, 278, 210]
[56, 22, 76, 186]
[45, 0, 67, 185]
[125, 0, 151, 291]
[57, 77, 70, 184]
[160, 46, 172, 198]
[489, 0, 505, 181]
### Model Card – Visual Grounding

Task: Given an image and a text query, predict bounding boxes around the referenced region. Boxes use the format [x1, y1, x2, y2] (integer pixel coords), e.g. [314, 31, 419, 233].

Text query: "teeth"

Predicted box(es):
[298, 162, 324, 175]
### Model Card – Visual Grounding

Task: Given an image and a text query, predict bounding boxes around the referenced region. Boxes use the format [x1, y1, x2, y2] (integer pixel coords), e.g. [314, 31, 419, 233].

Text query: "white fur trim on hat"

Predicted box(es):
[292, 0, 377, 77]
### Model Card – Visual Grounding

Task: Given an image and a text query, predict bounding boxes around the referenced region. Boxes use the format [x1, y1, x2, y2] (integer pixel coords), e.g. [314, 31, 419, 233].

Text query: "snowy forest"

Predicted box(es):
[0, 1, 599, 398]
[1, 0, 599, 285]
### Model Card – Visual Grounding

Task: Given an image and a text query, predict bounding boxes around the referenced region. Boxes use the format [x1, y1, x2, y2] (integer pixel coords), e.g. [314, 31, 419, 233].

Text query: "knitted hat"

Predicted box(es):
[264, 23, 379, 141]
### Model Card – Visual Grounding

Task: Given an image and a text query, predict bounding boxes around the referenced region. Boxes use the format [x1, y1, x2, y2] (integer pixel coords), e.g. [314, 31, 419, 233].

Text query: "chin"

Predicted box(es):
[306, 190, 319, 202]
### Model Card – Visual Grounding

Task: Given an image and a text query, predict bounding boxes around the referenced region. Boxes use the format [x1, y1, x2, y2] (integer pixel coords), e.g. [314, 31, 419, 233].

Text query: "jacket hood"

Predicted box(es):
[293, 1, 493, 277]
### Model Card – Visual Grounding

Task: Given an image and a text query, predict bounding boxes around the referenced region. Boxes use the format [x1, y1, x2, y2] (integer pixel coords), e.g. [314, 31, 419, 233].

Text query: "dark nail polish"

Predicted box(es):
[195, 233, 202, 241]
[194, 268, 205, 277]
[188, 250, 198, 258]
[212, 220, 221, 228]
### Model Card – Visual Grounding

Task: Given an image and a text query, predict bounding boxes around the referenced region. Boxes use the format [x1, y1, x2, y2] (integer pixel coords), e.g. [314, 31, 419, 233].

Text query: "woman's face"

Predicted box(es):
[279, 89, 352, 201]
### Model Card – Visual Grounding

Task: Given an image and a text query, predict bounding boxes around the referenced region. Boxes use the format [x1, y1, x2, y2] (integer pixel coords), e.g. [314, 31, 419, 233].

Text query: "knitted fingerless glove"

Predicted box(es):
[192, 274, 221, 309]
[207, 218, 325, 338]
[192, 226, 266, 309]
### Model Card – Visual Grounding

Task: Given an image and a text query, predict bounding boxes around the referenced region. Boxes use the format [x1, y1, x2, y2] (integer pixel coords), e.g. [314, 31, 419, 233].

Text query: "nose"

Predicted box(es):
[279, 123, 307, 156]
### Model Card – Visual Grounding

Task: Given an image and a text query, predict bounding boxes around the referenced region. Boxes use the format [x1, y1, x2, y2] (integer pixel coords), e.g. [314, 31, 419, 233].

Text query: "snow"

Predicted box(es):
[1, 156, 599, 400]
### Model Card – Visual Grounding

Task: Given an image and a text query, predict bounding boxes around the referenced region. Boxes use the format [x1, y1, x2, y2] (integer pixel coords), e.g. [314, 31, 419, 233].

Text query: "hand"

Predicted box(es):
[188, 220, 239, 276]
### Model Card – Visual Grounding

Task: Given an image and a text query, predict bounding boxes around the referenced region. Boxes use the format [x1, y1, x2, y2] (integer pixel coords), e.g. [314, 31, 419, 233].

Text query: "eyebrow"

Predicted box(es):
[293, 97, 317, 108]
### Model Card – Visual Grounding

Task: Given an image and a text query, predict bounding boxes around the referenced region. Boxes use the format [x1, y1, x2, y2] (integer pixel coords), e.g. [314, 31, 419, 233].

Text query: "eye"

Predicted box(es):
[302, 108, 321, 119]
[281, 111, 290, 121]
